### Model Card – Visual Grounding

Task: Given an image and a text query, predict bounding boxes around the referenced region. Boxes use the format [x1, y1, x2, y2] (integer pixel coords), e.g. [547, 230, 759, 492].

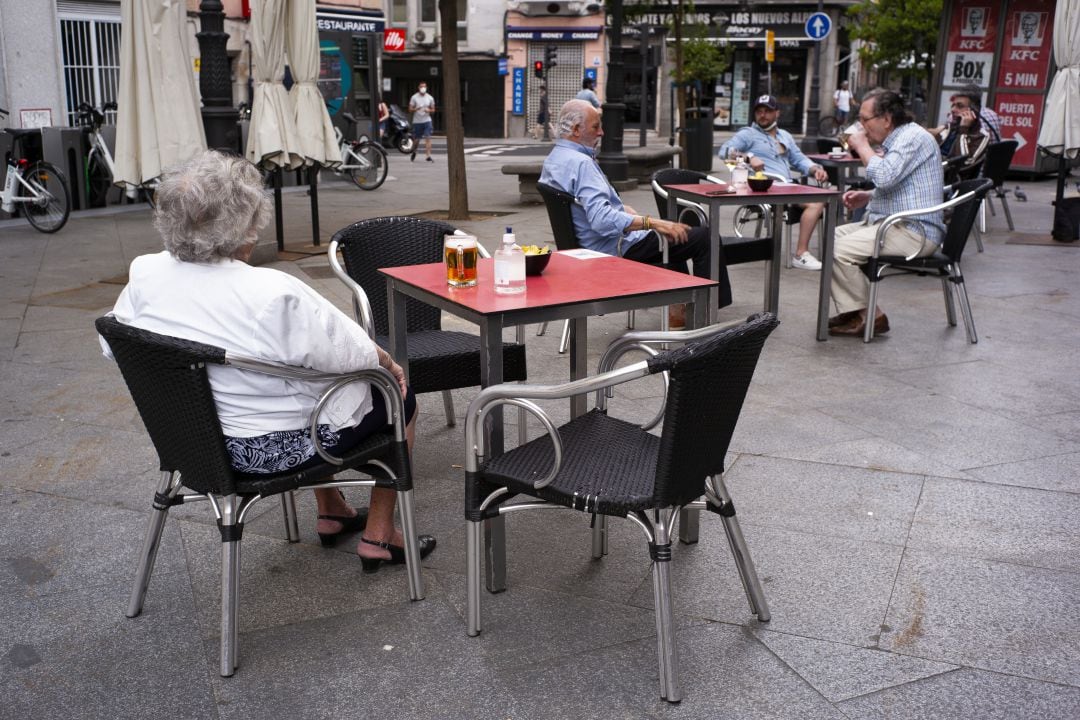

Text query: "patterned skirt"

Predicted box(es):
[225, 425, 341, 475]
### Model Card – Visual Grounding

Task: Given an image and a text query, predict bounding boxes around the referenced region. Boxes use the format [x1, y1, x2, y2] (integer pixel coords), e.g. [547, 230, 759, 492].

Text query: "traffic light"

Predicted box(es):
[544, 45, 558, 70]
[533, 60, 544, 79]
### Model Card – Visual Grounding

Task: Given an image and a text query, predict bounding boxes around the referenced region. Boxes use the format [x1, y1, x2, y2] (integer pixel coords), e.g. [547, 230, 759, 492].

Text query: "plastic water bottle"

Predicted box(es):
[494, 226, 526, 295]
[731, 159, 749, 189]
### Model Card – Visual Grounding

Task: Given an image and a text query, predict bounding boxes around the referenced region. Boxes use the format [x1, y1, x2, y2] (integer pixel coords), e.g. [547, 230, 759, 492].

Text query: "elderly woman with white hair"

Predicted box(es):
[101, 150, 435, 572]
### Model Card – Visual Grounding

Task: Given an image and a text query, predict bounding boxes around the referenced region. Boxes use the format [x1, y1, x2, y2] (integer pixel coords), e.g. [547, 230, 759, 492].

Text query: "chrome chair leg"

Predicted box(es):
[971, 223, 985, 252]
[591, 515, 608, 558]
[219, 494, 241, 677]
[557, 319, 571, 354]
[536, 321, 548, 337]
[466, 519, 483, 636]
[441, 390, 456, 427]
[627, 310, 636, 329]
[941, 277, 958, 327]
[677, 507, 699, 544]
[999, 192, 1014, 231]
[710, 476, 770, 621]
[281, 491, 300, 542]
[126, 470, 178, 618]
[953, 267, 978, 344]
[396, 489, 426, 601]
[650, 517, 681, 703]
[864, 279, 881, 343]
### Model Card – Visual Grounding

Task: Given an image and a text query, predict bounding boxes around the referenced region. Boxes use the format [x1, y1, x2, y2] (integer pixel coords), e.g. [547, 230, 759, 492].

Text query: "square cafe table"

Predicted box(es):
[380, 252, 716, 590]
[664, 181, 842, 340]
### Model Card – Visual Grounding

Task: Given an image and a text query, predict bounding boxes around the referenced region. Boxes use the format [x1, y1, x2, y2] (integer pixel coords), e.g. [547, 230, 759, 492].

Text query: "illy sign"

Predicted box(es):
[384, 28, 406, 53]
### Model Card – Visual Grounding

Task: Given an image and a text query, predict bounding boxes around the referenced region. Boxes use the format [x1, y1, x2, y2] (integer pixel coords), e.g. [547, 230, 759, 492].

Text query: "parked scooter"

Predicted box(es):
[383, 105, 416, 155]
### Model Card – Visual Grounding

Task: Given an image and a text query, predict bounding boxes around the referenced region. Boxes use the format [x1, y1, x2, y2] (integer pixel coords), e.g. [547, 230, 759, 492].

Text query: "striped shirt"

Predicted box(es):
[865, 122, 946, 245]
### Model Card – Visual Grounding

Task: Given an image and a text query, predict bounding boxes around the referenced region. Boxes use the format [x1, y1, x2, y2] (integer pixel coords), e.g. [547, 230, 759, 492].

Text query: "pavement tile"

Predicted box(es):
[770, 436, 975, 479]
[819, 392, 1080, 470]
[725, 454, 925, 546]
[0, 485, 187, 600]
[907, 476, 1080, 572]
[0, 571, 216, 720]
[498, 622, 848, 719]
[879, 548, 1080, 687]
[754, 629, 958, 702]
[965, 451, 1080, 493]
[837, 667, 1080, 720]
[634, 522, 904, 648]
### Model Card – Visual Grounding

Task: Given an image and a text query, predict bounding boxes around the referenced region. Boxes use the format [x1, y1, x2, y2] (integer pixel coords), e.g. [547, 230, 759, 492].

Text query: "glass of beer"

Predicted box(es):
[444, 234, 478, 287]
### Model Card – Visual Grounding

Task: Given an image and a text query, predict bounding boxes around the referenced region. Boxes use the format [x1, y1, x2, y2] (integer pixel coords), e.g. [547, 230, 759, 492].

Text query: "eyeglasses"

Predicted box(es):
[858, 113, 881, 124]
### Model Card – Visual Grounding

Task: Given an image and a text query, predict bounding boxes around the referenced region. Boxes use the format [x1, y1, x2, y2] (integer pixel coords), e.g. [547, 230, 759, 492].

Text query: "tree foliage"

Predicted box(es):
[846, 0, 943, 81]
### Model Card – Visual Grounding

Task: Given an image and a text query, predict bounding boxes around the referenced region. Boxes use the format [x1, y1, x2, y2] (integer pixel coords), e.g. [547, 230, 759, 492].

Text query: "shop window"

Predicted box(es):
[421, 0, 436, 23]
[391, 0, 407, 24]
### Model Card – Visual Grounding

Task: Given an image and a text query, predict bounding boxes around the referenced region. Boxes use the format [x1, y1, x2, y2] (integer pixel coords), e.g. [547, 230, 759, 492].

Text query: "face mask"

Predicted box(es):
[756, 119, 778, 132]
[419, 88, 427, 95]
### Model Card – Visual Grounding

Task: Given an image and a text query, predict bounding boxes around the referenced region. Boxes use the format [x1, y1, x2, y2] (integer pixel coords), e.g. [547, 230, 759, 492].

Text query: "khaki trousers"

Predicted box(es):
[830, 220, 934, 314]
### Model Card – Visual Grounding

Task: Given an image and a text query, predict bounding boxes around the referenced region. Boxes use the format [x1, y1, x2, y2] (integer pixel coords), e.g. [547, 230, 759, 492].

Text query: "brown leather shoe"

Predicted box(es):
[829, 313, 890, 337]
[667, 303, 686, 330]
[829, 310, 860, 328]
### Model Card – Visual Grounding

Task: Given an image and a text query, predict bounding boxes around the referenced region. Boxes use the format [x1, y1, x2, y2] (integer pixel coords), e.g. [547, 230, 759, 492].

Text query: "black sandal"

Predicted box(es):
[317, 503, 368, 547]
[358, 534, 436, 573]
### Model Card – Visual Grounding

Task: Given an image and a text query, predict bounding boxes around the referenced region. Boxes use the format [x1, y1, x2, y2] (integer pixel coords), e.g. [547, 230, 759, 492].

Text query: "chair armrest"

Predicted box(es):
[872, 187, 979, 261]
[222, 354, 406, 464]
[597, 320, 745, 375]
[328, 239, 377, 337]
[464, 360, 654, 475]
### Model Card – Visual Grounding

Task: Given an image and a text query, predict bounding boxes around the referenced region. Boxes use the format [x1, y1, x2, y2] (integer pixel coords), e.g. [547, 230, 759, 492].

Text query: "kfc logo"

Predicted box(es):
[1011, 11, 1045, 46]
[384, 29, 406, 53]
[962, 6, 988, 36]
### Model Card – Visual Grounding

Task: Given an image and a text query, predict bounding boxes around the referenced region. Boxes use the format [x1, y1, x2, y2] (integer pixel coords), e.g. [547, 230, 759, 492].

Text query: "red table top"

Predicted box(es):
[807, 153, 864, 165]
[664, 182, 840, 199]
[379, 252, 716, 315]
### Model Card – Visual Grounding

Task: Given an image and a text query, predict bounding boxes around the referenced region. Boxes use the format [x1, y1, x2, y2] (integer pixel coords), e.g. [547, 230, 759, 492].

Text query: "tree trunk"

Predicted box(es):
[440, 0, 469, 219]
[674, 2, 686, 168]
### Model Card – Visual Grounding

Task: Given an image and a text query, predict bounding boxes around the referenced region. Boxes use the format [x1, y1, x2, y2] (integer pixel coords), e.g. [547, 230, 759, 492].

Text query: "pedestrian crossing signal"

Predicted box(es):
[534, 60, 544, 79]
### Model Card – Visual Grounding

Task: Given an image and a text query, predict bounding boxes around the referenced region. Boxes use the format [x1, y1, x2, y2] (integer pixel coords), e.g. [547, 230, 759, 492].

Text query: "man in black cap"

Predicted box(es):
[719, 94, 830, 270]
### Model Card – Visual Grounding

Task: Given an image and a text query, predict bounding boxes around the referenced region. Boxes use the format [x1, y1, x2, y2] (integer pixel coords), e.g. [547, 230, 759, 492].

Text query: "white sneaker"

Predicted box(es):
[792, 252, 822, 270]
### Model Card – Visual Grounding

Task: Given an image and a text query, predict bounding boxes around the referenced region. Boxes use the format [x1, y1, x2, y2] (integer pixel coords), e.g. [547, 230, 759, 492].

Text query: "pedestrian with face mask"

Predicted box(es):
[408, 81, 436, 162]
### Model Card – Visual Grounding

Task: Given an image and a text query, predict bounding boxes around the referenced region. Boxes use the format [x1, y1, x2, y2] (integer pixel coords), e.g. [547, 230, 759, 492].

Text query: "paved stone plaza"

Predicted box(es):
[2, 139, 1079, 719]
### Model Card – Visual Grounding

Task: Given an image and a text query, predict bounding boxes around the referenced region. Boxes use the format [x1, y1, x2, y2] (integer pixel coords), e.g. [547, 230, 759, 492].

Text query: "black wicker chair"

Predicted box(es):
[97, 316, 425, 677]
[535, 181, 656, 348]
[860, 178, 993, 343]
[979, 140, 1018, 231]
[650, 167, 781, 269]
[329, 216, 527, 425]
[464, 313, 779, 703]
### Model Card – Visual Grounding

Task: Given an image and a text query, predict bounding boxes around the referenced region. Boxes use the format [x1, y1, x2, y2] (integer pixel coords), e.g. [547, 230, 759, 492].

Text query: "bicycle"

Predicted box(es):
[330, 112, 388, 191]
[817, 114, 842, 137]
[0, 107, 72, 233]
[77, 102, 157, 208]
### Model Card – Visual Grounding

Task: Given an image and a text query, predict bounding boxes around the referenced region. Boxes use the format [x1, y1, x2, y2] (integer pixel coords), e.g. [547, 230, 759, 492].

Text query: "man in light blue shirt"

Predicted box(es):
[576, 78, 601, 109]
[830, 90, 945, 337]
[719, 94, 830, 270]
[539, 99, 731, 317]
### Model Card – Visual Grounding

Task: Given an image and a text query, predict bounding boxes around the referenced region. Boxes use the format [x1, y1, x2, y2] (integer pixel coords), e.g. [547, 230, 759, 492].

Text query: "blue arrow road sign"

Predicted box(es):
[805, 12, 831, 41]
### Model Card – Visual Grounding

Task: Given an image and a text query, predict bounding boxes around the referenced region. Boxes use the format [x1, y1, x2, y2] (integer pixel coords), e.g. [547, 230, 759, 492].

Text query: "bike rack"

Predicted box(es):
[41, 127, 89, 211]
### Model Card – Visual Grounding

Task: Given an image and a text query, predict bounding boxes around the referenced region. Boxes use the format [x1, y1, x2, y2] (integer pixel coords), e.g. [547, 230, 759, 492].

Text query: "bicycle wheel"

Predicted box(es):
[23, 162, 71, 233]
[85, 152, 113, 207]
[345, 142, 388, 190]
[818, 116, 840, 137]
[732, 205, 768, 238]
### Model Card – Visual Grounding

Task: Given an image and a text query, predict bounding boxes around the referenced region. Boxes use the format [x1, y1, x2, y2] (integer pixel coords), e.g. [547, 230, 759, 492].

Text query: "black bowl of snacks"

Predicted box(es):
[522, 245, 552, 275]
[747, 174, 774, 192]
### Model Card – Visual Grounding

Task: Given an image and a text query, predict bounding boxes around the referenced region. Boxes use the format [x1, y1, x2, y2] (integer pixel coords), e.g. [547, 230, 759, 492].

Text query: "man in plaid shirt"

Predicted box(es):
[829, 90, 945, 337]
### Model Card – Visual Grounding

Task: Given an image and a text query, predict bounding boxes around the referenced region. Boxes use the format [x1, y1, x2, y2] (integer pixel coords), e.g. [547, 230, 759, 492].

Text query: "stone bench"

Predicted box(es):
[500, 163, 544, 203]
[501, 145, 682, 203]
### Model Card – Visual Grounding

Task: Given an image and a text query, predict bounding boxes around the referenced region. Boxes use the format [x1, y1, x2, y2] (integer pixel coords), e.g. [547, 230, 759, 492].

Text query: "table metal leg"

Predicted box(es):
[709, 202, 721, 323]
[386, 281, 410, 380]
[568, 316, 589, 418]
[817, 198, 838, 340]
[765, 204, 783, 315]
[479, 319, 508, 592]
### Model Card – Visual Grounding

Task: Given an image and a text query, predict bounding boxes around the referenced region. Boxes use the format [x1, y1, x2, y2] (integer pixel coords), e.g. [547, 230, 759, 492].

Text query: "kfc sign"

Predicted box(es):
[997, 0, 1054, 90]
[384, 29, 406, 53]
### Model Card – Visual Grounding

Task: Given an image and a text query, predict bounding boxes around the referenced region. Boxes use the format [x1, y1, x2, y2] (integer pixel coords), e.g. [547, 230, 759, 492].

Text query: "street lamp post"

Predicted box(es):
[598, 0, 628, 183]
[197, 0, 240, 152]
[805, 0, 825, 137]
